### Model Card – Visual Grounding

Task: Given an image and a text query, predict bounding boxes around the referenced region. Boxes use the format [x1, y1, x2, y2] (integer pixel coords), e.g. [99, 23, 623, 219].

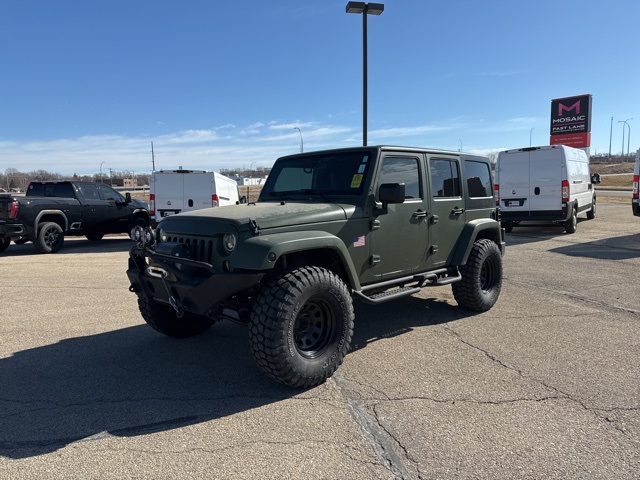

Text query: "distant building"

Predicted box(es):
[123, 178, 138, 188]
[232, 176, 267, 186]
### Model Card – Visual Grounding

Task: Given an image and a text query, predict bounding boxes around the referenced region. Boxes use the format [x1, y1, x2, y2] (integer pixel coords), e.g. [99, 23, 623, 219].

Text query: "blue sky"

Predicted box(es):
[1, 0, 638, 175]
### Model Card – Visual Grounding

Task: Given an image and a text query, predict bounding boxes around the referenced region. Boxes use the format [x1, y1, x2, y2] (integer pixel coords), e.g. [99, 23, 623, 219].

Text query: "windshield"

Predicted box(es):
[259, 151, 372, 200]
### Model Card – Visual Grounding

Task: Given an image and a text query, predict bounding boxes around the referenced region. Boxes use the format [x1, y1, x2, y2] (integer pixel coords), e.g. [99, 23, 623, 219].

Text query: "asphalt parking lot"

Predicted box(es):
[1, 202, 638, 479]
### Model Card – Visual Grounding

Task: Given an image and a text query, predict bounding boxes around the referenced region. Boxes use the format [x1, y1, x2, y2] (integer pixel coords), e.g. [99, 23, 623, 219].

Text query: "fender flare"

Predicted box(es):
[34, 210, 69, 232]
[451, 219, 503, 265]
[233, 230, 361, 290]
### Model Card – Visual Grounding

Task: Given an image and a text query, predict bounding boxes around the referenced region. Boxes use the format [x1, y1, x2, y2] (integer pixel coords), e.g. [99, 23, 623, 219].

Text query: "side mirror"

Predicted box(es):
[591, 173, 601, 185]
[379, 183, 405, 204]
[375, 183, 405, 215]
[125, 192, 132, 203]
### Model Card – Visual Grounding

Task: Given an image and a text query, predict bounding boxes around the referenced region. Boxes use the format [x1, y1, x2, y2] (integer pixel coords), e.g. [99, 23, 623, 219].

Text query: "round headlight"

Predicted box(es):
[222, 233, 237, 253]
[159, 229, 168, 242]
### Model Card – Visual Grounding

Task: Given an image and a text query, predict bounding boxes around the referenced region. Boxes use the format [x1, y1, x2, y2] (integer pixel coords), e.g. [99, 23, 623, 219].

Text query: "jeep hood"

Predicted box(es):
[157, 202, 352, 235]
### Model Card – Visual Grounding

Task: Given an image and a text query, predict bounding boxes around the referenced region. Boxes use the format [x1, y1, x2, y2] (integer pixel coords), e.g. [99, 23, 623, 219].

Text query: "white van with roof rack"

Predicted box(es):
[495, 145, 600, 233]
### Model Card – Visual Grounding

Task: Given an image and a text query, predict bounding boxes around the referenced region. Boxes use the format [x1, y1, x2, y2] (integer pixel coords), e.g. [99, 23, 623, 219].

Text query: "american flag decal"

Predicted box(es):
[353, 235, 365, 247]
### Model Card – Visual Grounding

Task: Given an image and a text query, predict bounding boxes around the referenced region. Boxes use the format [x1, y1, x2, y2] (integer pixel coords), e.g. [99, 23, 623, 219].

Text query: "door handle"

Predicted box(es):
[451, 207, 464, 215]
[413, 210, 428, 218]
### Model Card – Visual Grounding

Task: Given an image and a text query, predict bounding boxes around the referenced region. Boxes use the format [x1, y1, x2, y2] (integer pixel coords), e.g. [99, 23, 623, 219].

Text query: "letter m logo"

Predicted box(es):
[558, 101, 580, 116]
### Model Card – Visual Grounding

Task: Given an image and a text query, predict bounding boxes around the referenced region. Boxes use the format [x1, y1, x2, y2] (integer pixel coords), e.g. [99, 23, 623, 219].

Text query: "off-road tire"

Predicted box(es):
[452, 239, 502, 312]
[34, 222, 64, 253]
[565, 207, 578, 233]
[86, 231, 104, 241]
[138, 297, 213, 338]
[587, 197, 596, 220]
[0, 237, 10, 253]
[249, 266, 354, 388]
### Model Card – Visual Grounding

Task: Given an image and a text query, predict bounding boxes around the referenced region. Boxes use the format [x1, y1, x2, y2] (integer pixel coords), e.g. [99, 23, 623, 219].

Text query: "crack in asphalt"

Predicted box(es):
[331, 371, 415, 480]
[443, 324, 637, 439]
[507, 279, 640, 316]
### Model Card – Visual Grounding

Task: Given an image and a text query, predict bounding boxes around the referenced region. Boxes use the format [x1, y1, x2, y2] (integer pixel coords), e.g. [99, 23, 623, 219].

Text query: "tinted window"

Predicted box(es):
[378, 156, 421, 199]
[97, 184, 123, 201]
[464, 160, 492, 198]
[27, 183, 76, 198]
[261, 151, 372, 198]
[430, 158, 460, 198]
[77, 183, 100, 200]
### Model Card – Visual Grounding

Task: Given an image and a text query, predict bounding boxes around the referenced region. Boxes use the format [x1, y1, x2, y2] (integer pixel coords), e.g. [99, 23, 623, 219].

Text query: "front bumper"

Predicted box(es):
[127, 247, 264, 317]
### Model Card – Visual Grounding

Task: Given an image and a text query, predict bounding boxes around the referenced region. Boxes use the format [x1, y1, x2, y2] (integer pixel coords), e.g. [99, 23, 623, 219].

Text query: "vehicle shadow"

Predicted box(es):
[505, 222, 577, 246]
[0, 323, 292, 459]
[549, 233, 640, 260]
[2, 236, 132, 257]
[351, 294, 475, 351]
[0, 294, 469, 459]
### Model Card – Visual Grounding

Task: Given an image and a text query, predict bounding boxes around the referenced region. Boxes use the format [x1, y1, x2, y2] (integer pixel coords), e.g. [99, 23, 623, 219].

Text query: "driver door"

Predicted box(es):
[370, 155, 430, 280]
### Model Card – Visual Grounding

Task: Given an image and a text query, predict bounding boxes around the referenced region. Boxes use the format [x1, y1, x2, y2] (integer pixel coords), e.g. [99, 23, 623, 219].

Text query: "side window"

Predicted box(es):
[79, 184, 100, 200]
[378, 157, 421, 199]
[97, 184, 122, 201]
[464, 160, 492, 198]
[430, 158, 460, 198]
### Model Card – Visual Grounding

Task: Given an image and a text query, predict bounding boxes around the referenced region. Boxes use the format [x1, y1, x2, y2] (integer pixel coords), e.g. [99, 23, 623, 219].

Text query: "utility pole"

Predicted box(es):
[151, 142, 156, 171]
[608, 116, 613, 161]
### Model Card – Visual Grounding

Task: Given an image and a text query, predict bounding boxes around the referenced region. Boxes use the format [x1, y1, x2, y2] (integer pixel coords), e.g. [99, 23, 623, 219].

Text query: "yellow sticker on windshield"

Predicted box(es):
[350, 174, 363, 188]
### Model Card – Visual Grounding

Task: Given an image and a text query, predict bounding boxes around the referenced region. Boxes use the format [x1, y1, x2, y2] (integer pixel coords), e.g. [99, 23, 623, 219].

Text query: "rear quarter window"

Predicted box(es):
[463, 159, 495, 209]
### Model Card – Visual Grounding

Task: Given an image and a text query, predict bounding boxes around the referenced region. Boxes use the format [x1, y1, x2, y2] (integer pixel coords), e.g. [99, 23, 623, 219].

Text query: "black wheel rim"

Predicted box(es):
[294, 298, 335, 358]
[44, 227, 59, 248]
[480, 258, 496, 292]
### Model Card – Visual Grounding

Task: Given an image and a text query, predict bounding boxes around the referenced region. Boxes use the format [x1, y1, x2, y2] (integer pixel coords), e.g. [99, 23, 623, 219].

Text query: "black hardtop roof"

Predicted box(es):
[277, 145, 489, 162]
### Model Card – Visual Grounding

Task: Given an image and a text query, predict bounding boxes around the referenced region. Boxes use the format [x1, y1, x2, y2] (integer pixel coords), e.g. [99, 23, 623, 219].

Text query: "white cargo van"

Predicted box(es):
[633, 149, 640, 217]
[495, 145, 600, 233]
[149, 169, 239, 227]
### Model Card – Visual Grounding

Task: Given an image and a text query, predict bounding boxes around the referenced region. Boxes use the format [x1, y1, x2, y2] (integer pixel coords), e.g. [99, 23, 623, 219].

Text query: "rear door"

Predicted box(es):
[427, 156, 466, 267]
[528, 149, 562, 214]
[154, 173, 185, 220]
[183, 173, 213, 212]
[497, 150, 531, 215]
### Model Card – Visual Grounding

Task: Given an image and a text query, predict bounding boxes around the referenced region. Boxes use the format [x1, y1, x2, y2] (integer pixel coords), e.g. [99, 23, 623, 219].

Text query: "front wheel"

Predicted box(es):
[249, 266, 354, 388]
[34, 222, 64, 253]
[587, 197, 596, 220]
[86, 231, 104, 241]
[138, 297, 213, 338]
[452, 239, 503, 312]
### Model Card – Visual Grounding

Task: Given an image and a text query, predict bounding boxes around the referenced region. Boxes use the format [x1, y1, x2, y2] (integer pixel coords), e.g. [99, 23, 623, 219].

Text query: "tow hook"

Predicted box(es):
[160, 272, 184, 318]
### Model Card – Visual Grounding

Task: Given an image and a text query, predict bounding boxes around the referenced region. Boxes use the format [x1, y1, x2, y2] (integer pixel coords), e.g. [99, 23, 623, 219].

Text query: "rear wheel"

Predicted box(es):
[249, 266, 354, 388]
[138, 297, 213, 338]
[565, 207, 577, 233]
[34, 222, 64, 253]
[452, 239, 502, 312]
[0, 237, 10, 253]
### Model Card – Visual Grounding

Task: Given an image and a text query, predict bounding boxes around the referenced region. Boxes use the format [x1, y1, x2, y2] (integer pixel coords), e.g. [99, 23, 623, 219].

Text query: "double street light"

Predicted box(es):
[618, 118, 633, 159]
[346, 2, 384, 147]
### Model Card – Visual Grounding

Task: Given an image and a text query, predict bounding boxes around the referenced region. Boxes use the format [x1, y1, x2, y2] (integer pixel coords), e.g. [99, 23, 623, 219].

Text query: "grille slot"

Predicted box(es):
[164, 235, 216, 263]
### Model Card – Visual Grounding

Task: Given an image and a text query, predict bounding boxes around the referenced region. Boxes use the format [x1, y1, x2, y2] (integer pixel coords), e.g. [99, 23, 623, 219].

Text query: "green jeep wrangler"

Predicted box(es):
[127, 146, 505, 388]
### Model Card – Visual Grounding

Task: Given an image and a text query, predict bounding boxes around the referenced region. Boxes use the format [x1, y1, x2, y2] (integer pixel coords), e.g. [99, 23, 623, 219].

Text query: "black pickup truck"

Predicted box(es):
[0, 181, 150, 254]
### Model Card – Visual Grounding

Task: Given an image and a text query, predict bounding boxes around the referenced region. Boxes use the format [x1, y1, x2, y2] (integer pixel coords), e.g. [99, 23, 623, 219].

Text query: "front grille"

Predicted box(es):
[163, 235, 216, 264]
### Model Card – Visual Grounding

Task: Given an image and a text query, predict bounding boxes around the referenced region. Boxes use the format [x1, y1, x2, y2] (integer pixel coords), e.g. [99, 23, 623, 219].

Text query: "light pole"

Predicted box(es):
[294, 127, 304, 152]
[608, 116, 613, 161]
[346, 2, 384, 147]
[100, 161, 105, 183]
[529, 127, 534, 147]
[458, 140, 462, 152]
[619, 118, 632, 158]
